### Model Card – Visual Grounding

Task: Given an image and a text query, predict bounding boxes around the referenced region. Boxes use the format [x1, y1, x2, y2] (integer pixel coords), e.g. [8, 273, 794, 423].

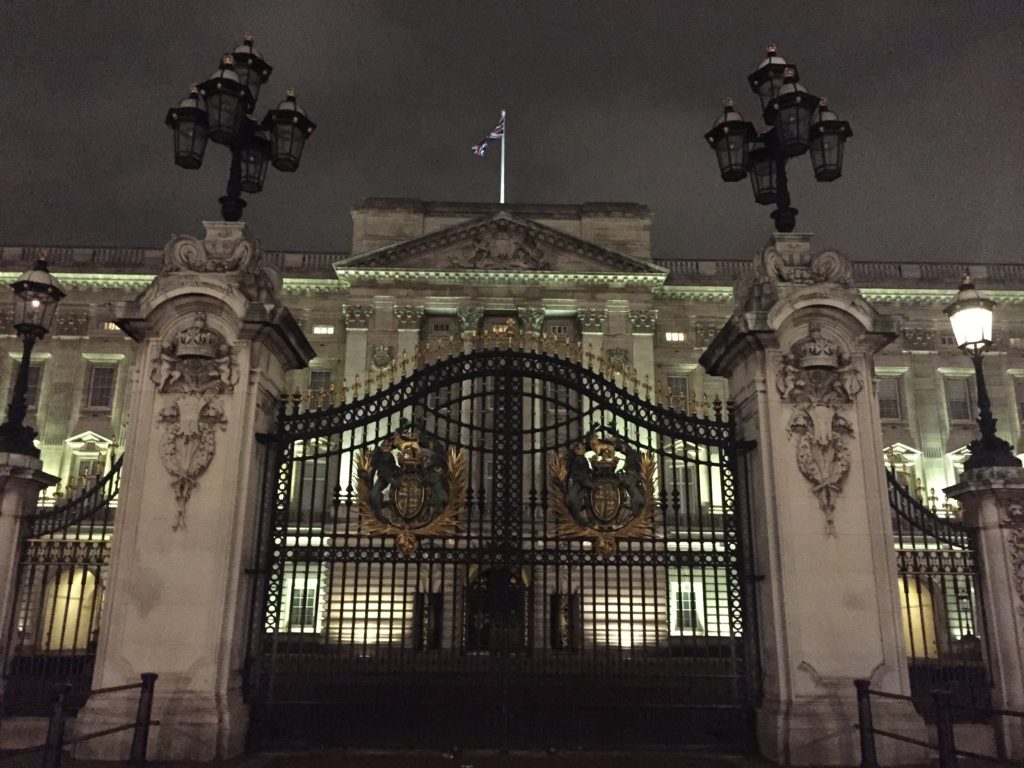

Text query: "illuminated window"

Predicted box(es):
[312, 325, 335, 336]
[668, 569, 734, 637]
[945, 378, 976, 423]
[877, 377, 903, 421]
[102, 321, 120, 332]
[278, 567, 322, 633]
[664, 332, 686, 342]
[85, 365, 117, 410]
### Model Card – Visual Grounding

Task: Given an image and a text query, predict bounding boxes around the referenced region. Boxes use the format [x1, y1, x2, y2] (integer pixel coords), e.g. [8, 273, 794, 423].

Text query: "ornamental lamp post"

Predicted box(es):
[0, 255, 65, 457]
[944, 273, 1021, 470]
[704, 45, 853, 232]
[164, 33, 317, 222]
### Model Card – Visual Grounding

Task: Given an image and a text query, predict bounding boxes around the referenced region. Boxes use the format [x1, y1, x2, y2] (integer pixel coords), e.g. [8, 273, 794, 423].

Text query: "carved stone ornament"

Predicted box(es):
[628, 309, 658, 334]
[394, 305, 425, 330]
[547, 426, 656, 556]
[161, 222, 280, 304]
[577, 309, 607, 333]
[370, 345, 395, 371]
[998, 497, 1024, 616]
[777, 324, 863, 534]
[517, 307, 546, 334]
[450, 232, 552, 271]
[901, 327, 936, 351]
[735, 239, 855, 312]
[606, 348, 631, 369]
[150, 313, 238, 531]
[344, 305, 374, 329]
[356, 419, 469, 553]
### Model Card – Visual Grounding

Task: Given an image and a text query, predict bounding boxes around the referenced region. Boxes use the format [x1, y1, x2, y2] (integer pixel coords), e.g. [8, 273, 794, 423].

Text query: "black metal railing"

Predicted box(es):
[0, 673, 157, 768]
[2, 458, 122, 714]
[855, 679, 1023, 768]
[886, 468, 991, 712]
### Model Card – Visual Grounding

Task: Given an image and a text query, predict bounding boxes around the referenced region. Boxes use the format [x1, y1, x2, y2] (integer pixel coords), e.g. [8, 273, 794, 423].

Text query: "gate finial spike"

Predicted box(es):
[642, 374, 651, 400]
[353, 375, 362, 398]
[713, 394, 723, 421]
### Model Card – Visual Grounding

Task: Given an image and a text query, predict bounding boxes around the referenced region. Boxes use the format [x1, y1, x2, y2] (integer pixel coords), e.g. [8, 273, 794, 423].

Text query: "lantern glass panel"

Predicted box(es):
[810, 131, 844, 181]
[756, 73, 786, 112]
[233, 62, 260, 105]
[204, 89, 244, 144]
[173, 118, 208, 169]
[240, 139, 271, 193]
[949, 304, 992, 351]
[775, 102, 816, 156]
[715, 133, 748, 182]
[749, 150, 777, 205]
[271, 121, 306, 172]
[14, 289, 57, 334]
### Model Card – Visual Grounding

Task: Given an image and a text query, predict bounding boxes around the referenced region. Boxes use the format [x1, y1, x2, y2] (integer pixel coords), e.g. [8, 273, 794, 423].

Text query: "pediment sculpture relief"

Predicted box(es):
[777, 324, 863, 534]
[150, 312, 238, 530]
[450, 232, 552, 271]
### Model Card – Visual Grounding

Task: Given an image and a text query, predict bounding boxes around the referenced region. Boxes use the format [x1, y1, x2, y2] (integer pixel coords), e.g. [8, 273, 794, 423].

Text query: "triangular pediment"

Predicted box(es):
[335, 213, 667, 282]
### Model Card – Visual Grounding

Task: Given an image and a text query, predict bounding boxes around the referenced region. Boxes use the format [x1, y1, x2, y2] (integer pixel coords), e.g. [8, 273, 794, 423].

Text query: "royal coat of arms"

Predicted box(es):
[356, 420, 468, 553]
[548, 427, 656, 556]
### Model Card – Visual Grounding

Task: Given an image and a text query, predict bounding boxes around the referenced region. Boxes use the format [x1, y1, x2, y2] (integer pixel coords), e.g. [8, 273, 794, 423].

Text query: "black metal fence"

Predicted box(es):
[887, 468, 990, 713]
[2, 457, 122, 715]
[248, 342, 757, 749]
[855, 679, 1022, 768]
[0, 673, 157, 768]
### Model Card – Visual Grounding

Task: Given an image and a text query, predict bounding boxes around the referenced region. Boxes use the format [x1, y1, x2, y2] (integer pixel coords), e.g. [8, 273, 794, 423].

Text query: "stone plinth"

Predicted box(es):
[74, 222, 314, 761]
[701, 233, 925, 765]
[946, 466, 1024, 759]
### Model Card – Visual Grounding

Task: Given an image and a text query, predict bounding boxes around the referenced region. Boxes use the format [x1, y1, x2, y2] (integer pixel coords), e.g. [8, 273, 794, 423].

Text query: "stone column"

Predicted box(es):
[75, 222, 313, 760]
[701, 233, 920, 765]
[0, 453, 57, 689]
[394, 305, 424, 367]
[342, 305, 374, 392]
[946, 466, 1024, 758]
[517, 306, 545, 338]
[628, 308, 657, 388]
[577, 309, 606, 362]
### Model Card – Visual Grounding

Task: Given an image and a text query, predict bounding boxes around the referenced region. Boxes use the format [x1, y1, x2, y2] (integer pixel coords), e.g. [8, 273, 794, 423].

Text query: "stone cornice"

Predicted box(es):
[0, 271, 155, 291]
[282, 278, 345, 296]
[333, 267, 666, 288]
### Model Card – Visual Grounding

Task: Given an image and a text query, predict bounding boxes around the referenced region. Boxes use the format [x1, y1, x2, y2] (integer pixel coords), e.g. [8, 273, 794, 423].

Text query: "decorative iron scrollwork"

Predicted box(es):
[356, 420, 468, 553]
[548, 426, 656, 556]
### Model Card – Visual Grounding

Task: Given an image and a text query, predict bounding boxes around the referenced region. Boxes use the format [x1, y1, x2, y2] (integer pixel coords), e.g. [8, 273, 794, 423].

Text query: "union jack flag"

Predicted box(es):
[471, 114, 505, 156]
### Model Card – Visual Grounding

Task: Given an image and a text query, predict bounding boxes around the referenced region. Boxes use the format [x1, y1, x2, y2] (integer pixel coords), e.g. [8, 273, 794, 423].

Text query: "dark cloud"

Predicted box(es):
[2, 1, 1021, 263]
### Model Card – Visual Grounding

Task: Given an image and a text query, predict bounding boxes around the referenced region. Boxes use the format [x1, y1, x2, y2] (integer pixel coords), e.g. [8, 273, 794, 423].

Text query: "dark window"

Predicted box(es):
[86, 365, 117, 409]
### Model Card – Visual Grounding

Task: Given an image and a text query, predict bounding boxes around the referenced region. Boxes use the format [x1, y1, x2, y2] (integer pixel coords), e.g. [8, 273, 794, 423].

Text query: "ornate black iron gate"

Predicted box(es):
[249, 344, 755, 749]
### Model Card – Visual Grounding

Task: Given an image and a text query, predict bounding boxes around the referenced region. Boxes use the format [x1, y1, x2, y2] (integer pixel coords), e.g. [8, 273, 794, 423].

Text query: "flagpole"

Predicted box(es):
[499, 109, 506, 204]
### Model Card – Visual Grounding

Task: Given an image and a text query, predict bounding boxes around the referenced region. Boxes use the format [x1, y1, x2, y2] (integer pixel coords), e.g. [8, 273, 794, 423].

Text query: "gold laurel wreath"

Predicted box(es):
[356, 447, 468, 553]
[547, 451, 657, 556]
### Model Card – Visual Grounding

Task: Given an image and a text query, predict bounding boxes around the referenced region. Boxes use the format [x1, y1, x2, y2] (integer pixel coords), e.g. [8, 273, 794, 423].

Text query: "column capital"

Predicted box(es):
[393, 305, 425, 330]
[627, 308, 658, 334]
[517, 306, 546, 334]
[577, 308, 607, 333]
[457, 306, 485, 336]
[344, 304, 375, 329]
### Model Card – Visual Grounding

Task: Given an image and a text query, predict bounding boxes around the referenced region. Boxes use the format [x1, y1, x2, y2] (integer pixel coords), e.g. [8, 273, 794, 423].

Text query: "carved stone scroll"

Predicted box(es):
[628, 309, 658, 334]
[777, 324, 863, 534]
[517, 307, 546, 334]
[344, 305, 375, 329]
[577, 309, 607, 333]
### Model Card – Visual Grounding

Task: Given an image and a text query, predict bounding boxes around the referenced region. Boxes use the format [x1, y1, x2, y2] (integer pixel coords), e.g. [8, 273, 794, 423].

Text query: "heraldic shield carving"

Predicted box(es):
[548, 427, 657, 556]
[356, 420, 468, 553]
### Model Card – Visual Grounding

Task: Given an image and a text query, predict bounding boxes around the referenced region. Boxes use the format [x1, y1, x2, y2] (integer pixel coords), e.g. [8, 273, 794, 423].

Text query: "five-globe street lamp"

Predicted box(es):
[704, 45, 853, 232]
[944, 273, 1021, 470]
[165, 34, 317, 222]
[0, 256, 66, 457]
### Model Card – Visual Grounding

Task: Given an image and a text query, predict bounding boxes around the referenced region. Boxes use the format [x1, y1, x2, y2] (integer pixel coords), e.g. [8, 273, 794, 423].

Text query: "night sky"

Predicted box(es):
[3, 1, 1022, 264]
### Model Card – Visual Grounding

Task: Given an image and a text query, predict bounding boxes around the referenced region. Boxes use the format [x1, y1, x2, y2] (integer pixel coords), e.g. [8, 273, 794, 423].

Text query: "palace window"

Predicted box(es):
[668, 568, 733, 637]
[279, 566, 323, 633]
[85, 365, 117, 410]
[9, 364, 42, 411]
[1015, 379, 1024, 422]
[309, 369, 332, 393]
[312, 325, 335, 336]
[667, 375, 689, 399]
[944, 377, 976, 423]
[664, 332, 686, 342]
[877, 377, 903, 421]
[545, 381, 571, 410]
[430, 318, 453, 335]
